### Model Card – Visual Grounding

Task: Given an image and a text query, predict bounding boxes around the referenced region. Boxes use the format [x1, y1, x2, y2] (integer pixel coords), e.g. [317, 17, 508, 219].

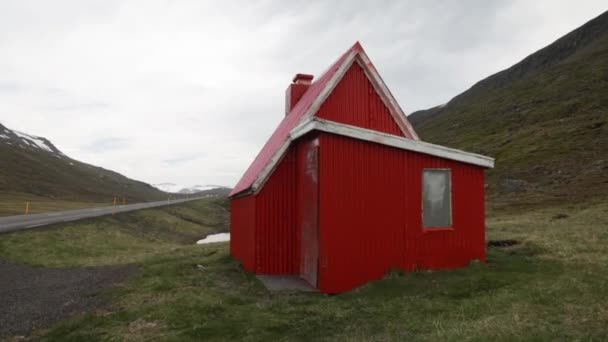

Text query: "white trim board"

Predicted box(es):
[234, 44, 453, 197]
[291, 119, 495, 169]
[248, 50, 358, 196]
[250, 47, 420, 195]
[356, 52, 419, 140]
[251, 139, 291, 194]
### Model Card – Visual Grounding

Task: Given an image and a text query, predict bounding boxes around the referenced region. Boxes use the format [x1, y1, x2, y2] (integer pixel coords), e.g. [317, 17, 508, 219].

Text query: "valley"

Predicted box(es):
[0, 123, 227, 217]
[0, 6, 607, 342]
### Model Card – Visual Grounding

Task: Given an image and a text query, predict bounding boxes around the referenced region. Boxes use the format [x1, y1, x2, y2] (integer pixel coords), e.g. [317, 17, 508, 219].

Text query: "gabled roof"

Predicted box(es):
[230, 42, 419, 197]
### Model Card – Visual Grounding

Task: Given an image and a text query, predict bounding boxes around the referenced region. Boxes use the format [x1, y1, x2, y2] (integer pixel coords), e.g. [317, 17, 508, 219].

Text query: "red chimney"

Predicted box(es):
[285, 73, 313, 115]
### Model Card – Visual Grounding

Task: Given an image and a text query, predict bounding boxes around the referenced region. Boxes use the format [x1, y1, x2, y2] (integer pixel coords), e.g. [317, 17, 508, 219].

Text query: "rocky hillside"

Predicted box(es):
[409, 11, 608, 206]
[0, 123, 167, 202]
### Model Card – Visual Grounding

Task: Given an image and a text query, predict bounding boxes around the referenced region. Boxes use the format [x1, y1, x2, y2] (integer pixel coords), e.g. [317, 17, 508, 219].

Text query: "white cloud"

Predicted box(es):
[0, 0, 605, 187]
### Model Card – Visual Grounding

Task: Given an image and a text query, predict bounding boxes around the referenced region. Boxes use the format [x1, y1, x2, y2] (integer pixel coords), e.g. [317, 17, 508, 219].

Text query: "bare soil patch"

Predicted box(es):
[0, 258, 137, 338]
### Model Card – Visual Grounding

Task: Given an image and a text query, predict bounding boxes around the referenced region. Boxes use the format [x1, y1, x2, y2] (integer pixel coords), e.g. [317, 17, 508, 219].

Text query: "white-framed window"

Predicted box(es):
[422, 169, 452, 228]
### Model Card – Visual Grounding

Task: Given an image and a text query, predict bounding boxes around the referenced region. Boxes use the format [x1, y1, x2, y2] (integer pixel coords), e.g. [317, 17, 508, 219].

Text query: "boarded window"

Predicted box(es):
[422, 169, 452, 227]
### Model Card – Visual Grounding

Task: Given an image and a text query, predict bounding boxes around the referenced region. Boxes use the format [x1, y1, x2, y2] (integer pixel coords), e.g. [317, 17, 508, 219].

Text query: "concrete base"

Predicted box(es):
[256, 275, 318, 292]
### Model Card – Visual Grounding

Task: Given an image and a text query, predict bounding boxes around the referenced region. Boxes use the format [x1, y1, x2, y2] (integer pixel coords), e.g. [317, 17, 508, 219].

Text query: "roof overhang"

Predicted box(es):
[292, 119, 495, 169]
[230, 118, 494, 198]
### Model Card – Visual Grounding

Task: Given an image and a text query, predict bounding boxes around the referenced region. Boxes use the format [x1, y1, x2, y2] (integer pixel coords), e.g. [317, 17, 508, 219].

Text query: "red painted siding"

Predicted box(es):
[317, 133, 485, 293]
[254, 147, 299, 274]
[230, 195, 256, 272]
[316, 62, 405, 137]
[230, 44, 357, 196]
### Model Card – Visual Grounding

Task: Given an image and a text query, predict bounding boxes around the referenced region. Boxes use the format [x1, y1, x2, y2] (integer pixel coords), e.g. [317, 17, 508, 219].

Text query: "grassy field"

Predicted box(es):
[0, 190, 230, 217]
[0, 191, 114, 217]
[0, 197, 229, 267]
[1, 198, 607, 340]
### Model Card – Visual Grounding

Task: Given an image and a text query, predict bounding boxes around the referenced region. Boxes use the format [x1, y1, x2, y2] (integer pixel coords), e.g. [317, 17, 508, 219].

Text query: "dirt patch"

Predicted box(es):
[551, 213, 569, 220]
[0, 258, 137, 339]
[487, 239, 520, 248]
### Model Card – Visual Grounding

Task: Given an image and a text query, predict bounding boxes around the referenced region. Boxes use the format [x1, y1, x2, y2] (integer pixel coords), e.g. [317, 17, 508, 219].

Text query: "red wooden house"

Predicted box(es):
[229, 42, 494, 294]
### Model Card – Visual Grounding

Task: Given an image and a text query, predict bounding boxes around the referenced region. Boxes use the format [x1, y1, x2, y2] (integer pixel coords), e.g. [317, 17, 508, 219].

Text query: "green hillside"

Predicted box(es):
[0, 197, 229, 267]
[0, 123, 167, 205]
[409, 11, 608, 207]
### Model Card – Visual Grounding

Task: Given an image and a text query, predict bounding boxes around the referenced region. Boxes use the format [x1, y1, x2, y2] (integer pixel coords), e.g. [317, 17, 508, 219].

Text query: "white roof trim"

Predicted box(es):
[292, 119, 495, 169]
[250, 138, 291, 194]
[356, 52, 419, 140]
[247, 50, 358, 195]
[243, 46, 426, 195]
[299, 50, 358, 124]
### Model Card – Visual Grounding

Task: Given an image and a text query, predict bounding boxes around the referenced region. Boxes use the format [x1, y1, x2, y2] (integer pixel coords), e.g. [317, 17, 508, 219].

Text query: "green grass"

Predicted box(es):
[0, 191, 113, 217]
[2, 199, 607, 340]
[0, 197, 229, 267]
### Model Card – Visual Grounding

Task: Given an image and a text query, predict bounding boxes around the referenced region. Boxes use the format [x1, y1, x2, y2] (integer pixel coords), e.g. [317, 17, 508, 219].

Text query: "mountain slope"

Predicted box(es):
[153, 183, 231, 195]
[0, 123, 167, 203]
[409, 11, 608, 205]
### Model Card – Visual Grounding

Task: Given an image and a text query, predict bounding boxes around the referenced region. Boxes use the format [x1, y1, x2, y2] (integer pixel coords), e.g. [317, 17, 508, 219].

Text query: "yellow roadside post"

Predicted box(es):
[25, 201, 30, 215]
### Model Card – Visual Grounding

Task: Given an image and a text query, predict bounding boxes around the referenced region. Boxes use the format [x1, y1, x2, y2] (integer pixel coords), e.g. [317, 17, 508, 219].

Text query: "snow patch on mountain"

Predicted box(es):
[153, 182, 182, 193]
[153, 183, 229, 194]
[1, 123, 62, 156]
[13, 130, 54, 152]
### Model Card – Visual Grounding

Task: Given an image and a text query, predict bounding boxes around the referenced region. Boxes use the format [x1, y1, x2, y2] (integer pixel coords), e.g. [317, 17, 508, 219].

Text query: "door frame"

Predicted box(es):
[299, 137, 320, 287]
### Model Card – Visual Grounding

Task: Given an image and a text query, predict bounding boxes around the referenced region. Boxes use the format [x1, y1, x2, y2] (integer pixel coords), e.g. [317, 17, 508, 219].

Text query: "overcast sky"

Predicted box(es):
[1, 1, 606, 188]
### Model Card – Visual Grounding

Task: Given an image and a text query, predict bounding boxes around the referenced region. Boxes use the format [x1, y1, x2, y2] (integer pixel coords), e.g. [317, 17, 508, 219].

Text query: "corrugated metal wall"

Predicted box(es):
[316, 62, 405, 137]
[230, 54, 485, 292]
[230, 195, 256, 272]
[318, 133, 485, 293]
[254, 147, 299, 274]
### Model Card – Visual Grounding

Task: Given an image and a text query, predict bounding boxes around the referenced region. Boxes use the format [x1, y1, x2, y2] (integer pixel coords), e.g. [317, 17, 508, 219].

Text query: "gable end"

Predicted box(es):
[315, 60, 405, 137]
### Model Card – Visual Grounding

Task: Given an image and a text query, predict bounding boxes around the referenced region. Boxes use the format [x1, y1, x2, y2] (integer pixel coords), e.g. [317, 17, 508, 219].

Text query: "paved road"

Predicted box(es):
[0, 197, 207, 234]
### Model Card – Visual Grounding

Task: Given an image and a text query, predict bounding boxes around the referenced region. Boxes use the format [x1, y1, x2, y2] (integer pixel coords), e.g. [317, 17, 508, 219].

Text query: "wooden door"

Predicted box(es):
[300, 139, 319, 287]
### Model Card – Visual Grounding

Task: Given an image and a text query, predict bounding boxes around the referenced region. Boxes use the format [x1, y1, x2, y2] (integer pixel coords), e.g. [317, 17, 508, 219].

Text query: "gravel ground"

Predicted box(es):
[0, 259, 137, 339]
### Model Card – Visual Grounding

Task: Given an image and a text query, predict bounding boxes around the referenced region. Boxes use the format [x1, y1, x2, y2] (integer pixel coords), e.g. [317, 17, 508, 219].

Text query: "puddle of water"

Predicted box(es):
[196, 233, 230, 245]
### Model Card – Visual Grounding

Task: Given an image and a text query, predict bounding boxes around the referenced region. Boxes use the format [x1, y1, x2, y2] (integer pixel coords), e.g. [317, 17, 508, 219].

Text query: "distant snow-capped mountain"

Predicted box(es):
[0, 122, 167, 202]
[152, 182, 182, 193]
[153, 183, 230, 194]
